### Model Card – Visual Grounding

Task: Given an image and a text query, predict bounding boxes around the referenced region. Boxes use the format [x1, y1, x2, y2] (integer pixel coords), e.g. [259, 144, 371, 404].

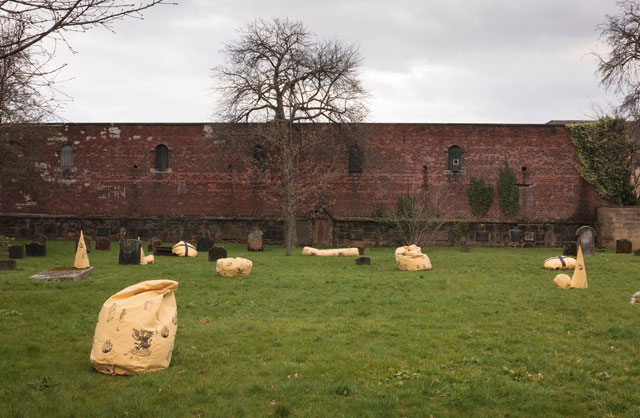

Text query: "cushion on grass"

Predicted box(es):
[544, 256, 576, 270]
[90, 280, 178, 375]
[172, 241, 197, 257]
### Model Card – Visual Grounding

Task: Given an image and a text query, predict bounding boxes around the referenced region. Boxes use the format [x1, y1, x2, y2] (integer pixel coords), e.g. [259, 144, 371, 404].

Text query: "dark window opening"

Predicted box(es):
[348, 145, 363, 174]
[154, 144, 169, 170]
[253, 144, 266, 169]
[60, 144, 74, 168]
[447, 145, 462, 171]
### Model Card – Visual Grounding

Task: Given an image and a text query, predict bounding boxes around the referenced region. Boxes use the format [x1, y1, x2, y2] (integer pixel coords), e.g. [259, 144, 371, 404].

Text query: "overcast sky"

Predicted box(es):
[49, 0, 621, 124]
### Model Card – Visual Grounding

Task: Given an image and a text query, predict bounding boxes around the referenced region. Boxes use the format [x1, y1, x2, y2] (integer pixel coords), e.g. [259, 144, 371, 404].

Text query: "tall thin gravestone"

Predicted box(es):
[576, 226, 596, 257]
[247, 227, 264, 252]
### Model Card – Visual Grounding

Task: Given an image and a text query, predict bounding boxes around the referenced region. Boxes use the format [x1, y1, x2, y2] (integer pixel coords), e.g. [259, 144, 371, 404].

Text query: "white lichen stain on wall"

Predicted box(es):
[108, 126, 121, 139]
[203, 125, 214, 139]
[47, 135, 68, 142]
[133, 135, 141, 140]
[100, 129, 107, 139]
[74, 141, 80, 145]
[146, 136, 153, 142]
[57, 178, 77, 185]
[15, 192, 37, 209]
[97, 183, 126, 199]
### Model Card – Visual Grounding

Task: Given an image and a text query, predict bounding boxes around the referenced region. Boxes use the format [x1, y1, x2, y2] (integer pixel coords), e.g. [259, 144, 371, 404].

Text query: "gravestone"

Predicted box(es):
[25, 243, 46, 256]
[75, 236, 92, 253]
[563, 241, 577, 256]
[355, 257, 371, 265]
[634, 248, 640, 256]
[523, 231, 535, 242]
[358, 247, 366, 255]
[118, 227, 127, 240]
[208, 246, 227, 262]
[154, 246, 174, 256]
[0, 260, 17, 270]
[576, 226, 596, 257]
[616, 239, 632, 254]
[95, 237, 111, 251]
[247, 227, 264, 252]
[197, 237, 215, 252]
[475, 231, 489, 242]
[9, 245, 24, 259]
[119, 239, 141, 265]
[33, 234, 47, 245]
[510, 230, 521, 242]
[148, 237, 162, 252]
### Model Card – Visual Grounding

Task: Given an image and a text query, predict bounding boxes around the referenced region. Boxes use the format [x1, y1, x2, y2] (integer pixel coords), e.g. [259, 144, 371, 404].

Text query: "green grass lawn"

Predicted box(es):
[1, 241, 639, 417]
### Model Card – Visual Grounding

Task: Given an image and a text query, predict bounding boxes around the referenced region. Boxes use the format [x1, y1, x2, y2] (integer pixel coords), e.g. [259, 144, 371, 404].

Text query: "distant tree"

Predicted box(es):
[213, 18, 368, 255]
[0, 0, 169, 60]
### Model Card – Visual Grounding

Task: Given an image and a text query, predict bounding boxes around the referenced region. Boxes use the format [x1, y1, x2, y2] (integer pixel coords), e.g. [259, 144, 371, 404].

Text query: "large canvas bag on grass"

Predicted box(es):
[395, 245, 432, 271]
[172, 241, 197, 257]
[301, 246, 359, 256]
[216, 257, 253, 277]
[90, 280, 178, 375]
[544, 256, 576, 270]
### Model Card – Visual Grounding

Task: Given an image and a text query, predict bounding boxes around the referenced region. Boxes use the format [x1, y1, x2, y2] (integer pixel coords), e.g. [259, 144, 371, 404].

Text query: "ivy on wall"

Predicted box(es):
[568, 117, 636, 205]
[497, 161, 520, 217]
[466, 177, 494, 217]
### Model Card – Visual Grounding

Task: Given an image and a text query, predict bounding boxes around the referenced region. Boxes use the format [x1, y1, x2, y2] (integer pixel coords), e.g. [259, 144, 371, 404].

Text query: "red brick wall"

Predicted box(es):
[0, 122, 613, 221]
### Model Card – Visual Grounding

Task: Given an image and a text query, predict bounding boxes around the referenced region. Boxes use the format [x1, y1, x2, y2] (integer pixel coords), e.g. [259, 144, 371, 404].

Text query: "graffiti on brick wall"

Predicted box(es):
[97, 183, 126, 199]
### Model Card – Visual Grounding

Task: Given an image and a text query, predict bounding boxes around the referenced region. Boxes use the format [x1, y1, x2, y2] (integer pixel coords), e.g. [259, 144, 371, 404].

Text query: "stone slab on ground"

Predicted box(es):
[29, 266, 94, 282]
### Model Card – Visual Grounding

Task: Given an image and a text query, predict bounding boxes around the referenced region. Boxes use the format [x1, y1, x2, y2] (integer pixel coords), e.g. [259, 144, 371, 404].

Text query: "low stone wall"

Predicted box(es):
[1, 214, 592, 248]
[598, 207, 640, 250]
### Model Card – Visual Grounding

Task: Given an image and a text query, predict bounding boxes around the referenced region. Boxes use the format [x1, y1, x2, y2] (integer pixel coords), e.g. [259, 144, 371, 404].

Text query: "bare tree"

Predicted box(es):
[213, 18, 368, 255]
[0, 0, 170, 60]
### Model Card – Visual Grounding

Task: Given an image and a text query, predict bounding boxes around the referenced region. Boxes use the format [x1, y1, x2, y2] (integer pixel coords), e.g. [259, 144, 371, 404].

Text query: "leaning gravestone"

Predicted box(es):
[576, 226, 596, 257]
[95, 237, 111, 251]
[148, 237, 162, 252]
[197, 237, 215, 252]
[9, 245, 24, 259]
[616, 239, 632, 254]
[25, 242, 46, 256]
[119, 239, 141, 265]
[0, 260, 17, 269]
[247, 227, 264, 252]
[563, 241, 577, 256]
[208, 246, 228, 262]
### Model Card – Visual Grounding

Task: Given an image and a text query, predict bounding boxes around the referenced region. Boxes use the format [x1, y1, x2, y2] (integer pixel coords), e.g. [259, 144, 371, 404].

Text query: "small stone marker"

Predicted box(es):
[154, 246, 174, 256]
[119, 227, 127, 240]
[355, 257, 371, 265]
[197, 237, 215, 252]
[29, 267, 94, 282]
[95, 237, 111, 251]
[563, 241, 577, 256]
[33, 234, 47, 245]
[9, 245, 24, 259]
[25, 242, 46, 256]
[75, 236, 92, 253]
[576, 226, 596, 257]
[208, 246, 228, 262]
[148, 237, 162, 252]
[0, 260, 16, 270]
[247, 227, 264, 251]
[616, 239, 632, 254]
[119, 239, 142, 265]
[634, 248, 640, 256]
[358, 247, 366, 255]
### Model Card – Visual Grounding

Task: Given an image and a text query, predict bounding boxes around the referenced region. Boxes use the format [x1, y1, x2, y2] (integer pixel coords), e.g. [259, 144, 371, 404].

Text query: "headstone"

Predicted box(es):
[148, 237, 162, 252]
[563, 241, 577, 256]
[509, 230, 521, 242]
[208, 246, 227, 262]
[247, 227, 264, 252]
[523, 231, 535, 242]
[154, 246, 174, 256]
[616, 239, 632, 254]
[576, 226, 596, 257]
[197, 237, 215, 252]
[75, 236, 92, 253]
[634, 248, 640, 256]
[0, 260, 17, 269]
[118, 227, 127, 240]
[95, 237, 111, 251]
[358, 247, 366, 255]
[119, 239, 141, 265]
[33, 234, 47, 245]
[25, 243, 46, 256]
[475, 231, 489, 242]
[9, 245, 24, 259]
[355, 257, 371, 265]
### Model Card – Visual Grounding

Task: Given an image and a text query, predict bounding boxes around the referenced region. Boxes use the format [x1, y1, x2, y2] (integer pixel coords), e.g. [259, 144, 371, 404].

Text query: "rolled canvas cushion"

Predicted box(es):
[216, 257, 253, 277]
[544, 256, 576, 270]
[301, 246, 359, 256]
[172, 241, 198, 257]
[90, 280, 178, 375]
[395, 245, 432, 271]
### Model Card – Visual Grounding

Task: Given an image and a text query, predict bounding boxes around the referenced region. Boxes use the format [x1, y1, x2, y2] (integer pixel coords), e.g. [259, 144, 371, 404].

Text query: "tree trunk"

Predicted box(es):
[285, 212, 297, 256]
